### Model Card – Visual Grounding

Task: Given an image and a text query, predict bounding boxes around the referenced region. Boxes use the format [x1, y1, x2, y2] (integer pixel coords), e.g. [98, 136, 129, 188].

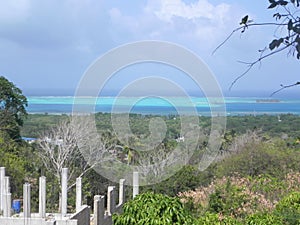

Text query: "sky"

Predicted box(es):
[0, 0, 299, 97]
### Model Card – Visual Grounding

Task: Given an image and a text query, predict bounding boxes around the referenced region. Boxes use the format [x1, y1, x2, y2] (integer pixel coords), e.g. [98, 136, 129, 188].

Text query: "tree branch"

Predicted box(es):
[212, 22, 288, 55]
[229, 43, 292, 90]
[271, 81, 300, 96]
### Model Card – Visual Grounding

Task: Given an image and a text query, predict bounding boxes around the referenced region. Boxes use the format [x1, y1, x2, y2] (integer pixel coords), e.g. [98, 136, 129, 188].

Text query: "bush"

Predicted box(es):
[196, 212, 242, 225]
[208, 179, 249, 218]
[245, 212, 283, 225]
[142, 165, 213, 197]
[215, 138, 300, 178]
[113, 192, 194, 225]
[274, 192, 300, 225]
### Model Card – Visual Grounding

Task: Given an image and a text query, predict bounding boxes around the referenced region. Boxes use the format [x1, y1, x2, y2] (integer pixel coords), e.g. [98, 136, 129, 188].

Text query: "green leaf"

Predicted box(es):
[269, 38, 283, 50]
[268, 2, 278, 8]
[288, 19, 293, 31]
[293, 25, 300, 34]
[278, 0, 288, 6]
[291, 0, 300, 6]
[296, 44, 300, 54]
[273, 13, 282, 20]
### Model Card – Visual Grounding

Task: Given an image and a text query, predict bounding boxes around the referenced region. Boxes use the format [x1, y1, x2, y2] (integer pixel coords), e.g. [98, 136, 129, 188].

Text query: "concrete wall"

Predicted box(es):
[55, 219, 78, 225]
[0, 218, 56, 225]
[70, 205, 90, 225]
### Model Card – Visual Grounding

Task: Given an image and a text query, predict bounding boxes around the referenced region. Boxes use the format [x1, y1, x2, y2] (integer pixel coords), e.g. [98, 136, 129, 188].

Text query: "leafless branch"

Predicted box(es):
[271, 81, 300, 96]
[38, 115, 113, 190]
[229, 43, 292, 90]
[212, 22, 288, 55]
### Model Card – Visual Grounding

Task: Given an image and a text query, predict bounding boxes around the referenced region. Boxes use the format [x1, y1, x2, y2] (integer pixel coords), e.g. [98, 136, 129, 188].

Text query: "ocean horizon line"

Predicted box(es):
[26, 95, 291, 99]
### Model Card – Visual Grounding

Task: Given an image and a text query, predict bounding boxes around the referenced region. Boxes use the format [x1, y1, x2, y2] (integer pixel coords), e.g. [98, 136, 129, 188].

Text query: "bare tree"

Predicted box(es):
[136, 145, 171, 182]
[38, 118, 79, 185]
[69, 115, 114, 185]
[38, 115, 112, 189]
[215, 130, 262, 161]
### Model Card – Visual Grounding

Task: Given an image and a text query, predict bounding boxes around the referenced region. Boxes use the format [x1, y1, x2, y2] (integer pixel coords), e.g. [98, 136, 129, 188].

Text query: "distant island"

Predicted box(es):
[256, 99, 280, 103]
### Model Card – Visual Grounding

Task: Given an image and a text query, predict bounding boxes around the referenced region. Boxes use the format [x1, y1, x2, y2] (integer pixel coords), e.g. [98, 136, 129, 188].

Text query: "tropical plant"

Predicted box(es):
[113, 192, 194, 225]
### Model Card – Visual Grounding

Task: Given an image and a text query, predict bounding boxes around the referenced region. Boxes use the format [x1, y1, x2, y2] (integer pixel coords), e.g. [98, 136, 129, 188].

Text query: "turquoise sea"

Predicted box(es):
[26, 96, 300, 116]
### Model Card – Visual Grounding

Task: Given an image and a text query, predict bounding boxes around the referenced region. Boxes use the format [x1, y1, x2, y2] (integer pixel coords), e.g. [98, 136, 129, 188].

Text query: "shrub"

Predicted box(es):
[196, 212, 242, 225]
[274, 192, 300, 225]
[245, 212, 283, 225]
[113, 192, 194, 225]
[179, 175, 274, 218]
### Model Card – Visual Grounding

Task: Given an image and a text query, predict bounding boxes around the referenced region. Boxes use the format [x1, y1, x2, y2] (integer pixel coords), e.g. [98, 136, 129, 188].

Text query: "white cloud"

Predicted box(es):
[147, 0, 233, 43]
[0, 0, 31, 23]
[108, 0, 242, 49]
[151, 0, 229, 22]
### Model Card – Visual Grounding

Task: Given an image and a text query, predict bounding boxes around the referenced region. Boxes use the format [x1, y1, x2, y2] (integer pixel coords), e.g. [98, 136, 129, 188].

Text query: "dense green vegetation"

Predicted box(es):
[113, 192, 194, 225]
[0, 76, 28, 140]
[0, 83, 299, 222]
[22, 113, 300, 141]
[0, 77, 42, 210]
[18, 112, 300, 223]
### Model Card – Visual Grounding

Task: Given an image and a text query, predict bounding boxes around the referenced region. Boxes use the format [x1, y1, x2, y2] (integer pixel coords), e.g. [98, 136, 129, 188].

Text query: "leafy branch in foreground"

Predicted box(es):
[213, 0, 300, 94]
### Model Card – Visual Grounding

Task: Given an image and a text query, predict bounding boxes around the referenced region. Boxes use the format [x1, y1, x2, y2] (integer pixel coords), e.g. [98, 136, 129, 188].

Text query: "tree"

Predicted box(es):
[38, 116, 112, 187]
[38, 115, 115, 210]
[214, 0, 300, 93]
[0, 76, 27, 139]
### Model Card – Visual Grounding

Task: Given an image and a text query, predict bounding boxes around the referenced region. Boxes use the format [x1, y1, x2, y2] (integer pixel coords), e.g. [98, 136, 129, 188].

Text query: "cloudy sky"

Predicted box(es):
[0, 0, 299, 97]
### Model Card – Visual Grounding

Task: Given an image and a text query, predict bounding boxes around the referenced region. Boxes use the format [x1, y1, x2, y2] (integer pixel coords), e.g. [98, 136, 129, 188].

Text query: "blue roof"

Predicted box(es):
[21, 137, 37, 141]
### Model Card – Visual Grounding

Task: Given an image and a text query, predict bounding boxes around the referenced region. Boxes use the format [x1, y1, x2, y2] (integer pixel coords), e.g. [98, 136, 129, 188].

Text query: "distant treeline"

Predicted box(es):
[21, 113, 300, 139]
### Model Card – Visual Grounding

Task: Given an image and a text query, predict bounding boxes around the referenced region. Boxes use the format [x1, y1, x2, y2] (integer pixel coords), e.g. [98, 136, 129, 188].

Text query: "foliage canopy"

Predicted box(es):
[0, 76, 27, 139]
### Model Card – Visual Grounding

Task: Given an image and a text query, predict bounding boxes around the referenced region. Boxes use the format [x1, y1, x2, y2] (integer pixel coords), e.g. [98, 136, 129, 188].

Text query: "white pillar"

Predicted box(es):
[118, 179, 125, 206]
[61, 168, 68, 217]
[0, 167, 5, 212]
[133, 171, 139, 198]
[76, 177, 82, 212]
[3, 193, 11, 217]
[3, 176, 9, 194]
[94, 195, 105, 225]
[107, 186, 116, 216]
[3, 176, 11, 217]
[39, 176, 46, 218]
[23, 183, 31, 218]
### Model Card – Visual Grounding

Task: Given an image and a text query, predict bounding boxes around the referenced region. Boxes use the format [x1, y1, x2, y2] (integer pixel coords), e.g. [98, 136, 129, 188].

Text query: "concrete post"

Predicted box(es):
[118, 179, 125, 206]
[23, 183, 31, 218]
[107, 186, 116, 216]
[2, 176, 11, 217]
[39, 176, 46, 218]
[3, 193, 11, 217]
[61, 168, 68, 217]
[94, 195, 105, 225]
[4, 176, 10, 194]
[76, 177, 82, 212]
[133, 171, 139, 198]
[0, 167, 5, 212]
